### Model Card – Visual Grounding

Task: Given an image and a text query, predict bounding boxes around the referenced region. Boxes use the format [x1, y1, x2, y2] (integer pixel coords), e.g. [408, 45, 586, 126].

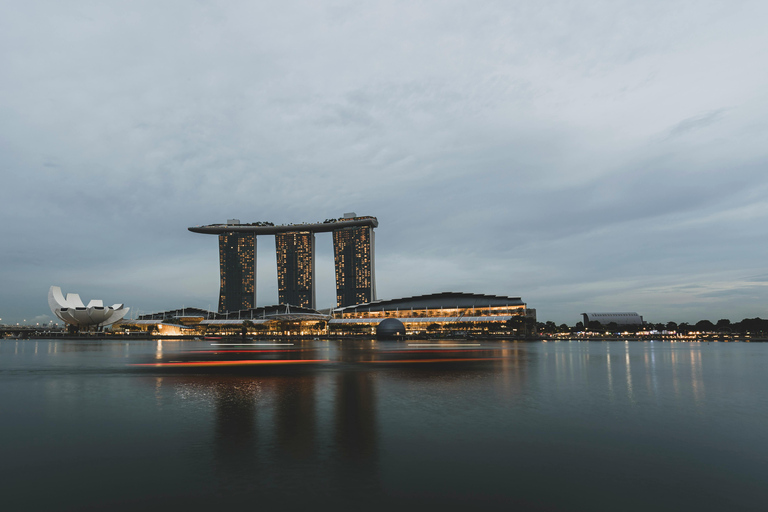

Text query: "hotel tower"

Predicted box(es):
[275, 231, 316, 309]
[332, 221, 376, 308]
[190, 214, 377, 312]
[217, 229, 256, 313]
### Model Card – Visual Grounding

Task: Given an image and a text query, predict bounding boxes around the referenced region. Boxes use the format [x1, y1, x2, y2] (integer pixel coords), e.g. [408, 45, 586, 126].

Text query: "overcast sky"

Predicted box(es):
[2, 0, 768, 326]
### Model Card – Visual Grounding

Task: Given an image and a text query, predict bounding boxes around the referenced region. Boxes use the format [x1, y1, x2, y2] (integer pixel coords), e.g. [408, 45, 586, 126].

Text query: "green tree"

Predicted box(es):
[715, 319, 731, 332]
[736, 318, 768, 335]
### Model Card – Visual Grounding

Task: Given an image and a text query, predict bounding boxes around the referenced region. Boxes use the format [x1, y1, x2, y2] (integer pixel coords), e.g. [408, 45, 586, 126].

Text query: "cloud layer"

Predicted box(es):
[2, 0, 767, 324]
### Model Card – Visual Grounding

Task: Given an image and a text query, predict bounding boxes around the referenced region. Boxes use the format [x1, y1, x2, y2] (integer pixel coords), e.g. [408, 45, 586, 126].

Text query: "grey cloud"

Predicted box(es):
[697, 287, 766, 299]
[667, 109, 729, 138]
[744, 274, 768, 283]
[1, 0, 768, 324]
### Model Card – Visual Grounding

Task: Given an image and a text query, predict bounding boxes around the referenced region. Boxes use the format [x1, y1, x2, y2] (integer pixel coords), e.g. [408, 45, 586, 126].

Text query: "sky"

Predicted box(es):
[2, 0, 768, 326]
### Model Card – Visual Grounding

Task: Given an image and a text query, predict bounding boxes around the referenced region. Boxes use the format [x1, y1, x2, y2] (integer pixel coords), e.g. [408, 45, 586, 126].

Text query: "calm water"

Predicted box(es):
[1, 339, 766, 511]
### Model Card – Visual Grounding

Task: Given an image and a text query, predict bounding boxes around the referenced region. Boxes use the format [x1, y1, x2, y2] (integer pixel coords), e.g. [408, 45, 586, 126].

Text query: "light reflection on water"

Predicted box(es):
[1, 339, 767, 510]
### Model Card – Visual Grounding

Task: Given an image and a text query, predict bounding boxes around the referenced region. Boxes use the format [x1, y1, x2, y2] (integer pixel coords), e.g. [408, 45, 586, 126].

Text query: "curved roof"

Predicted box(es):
[48, 286, 129, 328]
[329, 315, 514, 324]
[138, 304, 329, 323]
[137, 307, 213, 320]
[217, 304, 328, 321]
[188, 216, 378, 235]
[334, 292, 525, 313]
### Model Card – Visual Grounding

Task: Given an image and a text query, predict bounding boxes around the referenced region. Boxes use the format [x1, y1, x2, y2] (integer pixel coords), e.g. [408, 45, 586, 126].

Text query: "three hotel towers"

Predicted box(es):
[189, 214, 377, 313]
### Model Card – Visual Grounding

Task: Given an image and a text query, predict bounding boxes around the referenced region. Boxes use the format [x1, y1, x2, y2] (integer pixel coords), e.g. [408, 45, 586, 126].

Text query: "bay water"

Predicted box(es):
[1, 339, 766, 511]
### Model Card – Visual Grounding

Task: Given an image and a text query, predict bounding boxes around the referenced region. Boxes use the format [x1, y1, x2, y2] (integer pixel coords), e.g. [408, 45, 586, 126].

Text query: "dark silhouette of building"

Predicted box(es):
[581, 312, 644, 327]
[218, 229, 255, 313]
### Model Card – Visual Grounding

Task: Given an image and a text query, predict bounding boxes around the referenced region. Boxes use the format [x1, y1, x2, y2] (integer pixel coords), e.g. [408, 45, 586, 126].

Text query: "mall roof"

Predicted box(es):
[329, 316, 515, 324]
[333, 292, 525, 313]
[137, 304, 329, 322]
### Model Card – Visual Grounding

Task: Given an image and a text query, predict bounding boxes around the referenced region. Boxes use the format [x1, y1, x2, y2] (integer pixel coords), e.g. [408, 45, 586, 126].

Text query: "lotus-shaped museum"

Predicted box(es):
[48, 286, 130, 328]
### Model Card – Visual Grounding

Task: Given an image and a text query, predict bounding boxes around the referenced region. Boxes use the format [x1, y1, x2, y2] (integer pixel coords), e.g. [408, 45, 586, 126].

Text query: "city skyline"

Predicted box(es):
[2, 1, 768, 325]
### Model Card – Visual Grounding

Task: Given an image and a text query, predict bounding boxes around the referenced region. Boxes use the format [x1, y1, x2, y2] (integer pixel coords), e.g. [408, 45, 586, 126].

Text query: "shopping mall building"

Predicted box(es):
[329, 292, 534, 336]
[122, 292, 533, 337]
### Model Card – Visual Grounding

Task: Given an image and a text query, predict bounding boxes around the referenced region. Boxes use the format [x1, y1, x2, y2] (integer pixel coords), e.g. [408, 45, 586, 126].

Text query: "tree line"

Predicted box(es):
[535, 317, 768, 335]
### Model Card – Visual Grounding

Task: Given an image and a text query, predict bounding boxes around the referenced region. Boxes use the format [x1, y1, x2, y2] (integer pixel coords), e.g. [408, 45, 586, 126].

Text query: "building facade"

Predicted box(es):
[276, 231, 315, 309]
[190, 215, 378, 312]
[218, 231, 256, 313]
[332, 222, 376, 308]
[329, 292, 528, 335]
[129, 293, 531, 338]
[48, 286, 130, 331]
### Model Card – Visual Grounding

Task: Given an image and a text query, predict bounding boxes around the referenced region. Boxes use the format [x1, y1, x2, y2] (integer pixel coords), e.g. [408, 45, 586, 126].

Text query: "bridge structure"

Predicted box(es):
[189, 214, 378, 313]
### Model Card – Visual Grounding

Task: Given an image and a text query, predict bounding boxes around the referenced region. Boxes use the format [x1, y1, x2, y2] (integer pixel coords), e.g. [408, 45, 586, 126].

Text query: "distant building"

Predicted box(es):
[581, 312, 643, 327]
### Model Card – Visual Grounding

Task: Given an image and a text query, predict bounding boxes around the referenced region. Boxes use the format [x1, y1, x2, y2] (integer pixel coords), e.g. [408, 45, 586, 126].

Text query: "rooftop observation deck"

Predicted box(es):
[188, 216, 378, 235]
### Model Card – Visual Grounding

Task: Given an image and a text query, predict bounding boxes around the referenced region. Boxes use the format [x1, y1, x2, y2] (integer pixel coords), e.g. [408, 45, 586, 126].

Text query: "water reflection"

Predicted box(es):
[148, 368, 382, 503]
[270, 377, 314, 459]
[533, 340, 716, 409]
[626, 342, 634, 402]
[212, 377, 259, 471]
[495, 345, 528, 400]
[335, 371, 377, 467]
[691, 348, 705, 405]
[2, 339, 766, 509]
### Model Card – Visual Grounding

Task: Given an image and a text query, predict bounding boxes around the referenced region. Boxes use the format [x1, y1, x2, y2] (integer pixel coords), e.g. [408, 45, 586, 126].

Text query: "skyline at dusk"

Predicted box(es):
[2, 1, 768, 325]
